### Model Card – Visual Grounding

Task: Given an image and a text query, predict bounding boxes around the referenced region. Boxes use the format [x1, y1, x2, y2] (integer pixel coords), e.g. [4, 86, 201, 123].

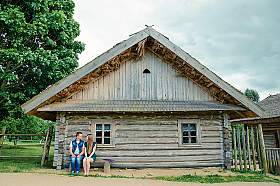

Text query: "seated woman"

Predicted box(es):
[83, 134, 97, 175]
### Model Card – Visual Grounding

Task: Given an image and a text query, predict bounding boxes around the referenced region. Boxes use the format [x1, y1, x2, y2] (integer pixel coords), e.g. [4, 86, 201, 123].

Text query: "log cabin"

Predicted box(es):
[21, 27, 264, 170]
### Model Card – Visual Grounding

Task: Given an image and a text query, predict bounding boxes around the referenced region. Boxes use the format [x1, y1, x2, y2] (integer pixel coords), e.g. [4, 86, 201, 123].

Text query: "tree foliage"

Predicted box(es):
[0, 0, 85, 118]
[0, 0, 85, 134]
[244, 88, 260, 102]
[0, 106, 55, 140]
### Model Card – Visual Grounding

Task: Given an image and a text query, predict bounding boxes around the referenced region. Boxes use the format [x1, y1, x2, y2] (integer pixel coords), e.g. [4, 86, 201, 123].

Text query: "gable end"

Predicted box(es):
[21, 27, 264, 120]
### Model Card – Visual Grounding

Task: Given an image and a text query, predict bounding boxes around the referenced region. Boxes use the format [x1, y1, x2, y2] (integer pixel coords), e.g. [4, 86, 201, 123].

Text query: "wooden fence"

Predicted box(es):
[0, 126, 54, 166]
[266, 148, 280, 173]
[232, 124, 280, 173]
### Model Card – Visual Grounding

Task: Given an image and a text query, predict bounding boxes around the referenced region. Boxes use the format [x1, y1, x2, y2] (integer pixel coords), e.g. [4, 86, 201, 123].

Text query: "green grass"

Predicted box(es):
[0, 157, 54, 173]
[1, 140, 54, 156]
[0, 140, 55, 173]
[146, 173, 279, 183]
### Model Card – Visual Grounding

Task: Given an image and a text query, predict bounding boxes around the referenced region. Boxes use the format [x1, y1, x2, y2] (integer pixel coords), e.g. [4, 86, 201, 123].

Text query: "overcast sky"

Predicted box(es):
[73, 0, 280, 100]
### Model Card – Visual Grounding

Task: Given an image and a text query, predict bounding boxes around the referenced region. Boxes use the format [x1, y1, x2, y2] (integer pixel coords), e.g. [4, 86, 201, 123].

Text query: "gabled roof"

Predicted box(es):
[231, 94, 280, 125]
[21, 27, 264, 120]
[257, 94, 280, 118]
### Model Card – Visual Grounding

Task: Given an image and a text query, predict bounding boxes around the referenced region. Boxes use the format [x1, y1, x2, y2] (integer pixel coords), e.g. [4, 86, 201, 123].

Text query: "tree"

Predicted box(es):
[0, 0, 85, 136]
[0, 0, 85, 119]
[0, 106, 55, 140]
[244, 88, 260, 102]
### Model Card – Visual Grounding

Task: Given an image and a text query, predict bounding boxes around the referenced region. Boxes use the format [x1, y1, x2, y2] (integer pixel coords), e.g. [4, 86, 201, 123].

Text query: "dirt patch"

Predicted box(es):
[0, 172, 279, 186]
[34, 167, 280, 179]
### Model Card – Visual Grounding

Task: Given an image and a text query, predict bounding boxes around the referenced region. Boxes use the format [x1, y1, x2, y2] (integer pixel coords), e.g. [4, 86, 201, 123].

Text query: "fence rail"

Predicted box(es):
[0, 134, 55, 136]
[0, 155, 54, 158]
[0, 144, 52, 147]
[0, 126, 54, 166]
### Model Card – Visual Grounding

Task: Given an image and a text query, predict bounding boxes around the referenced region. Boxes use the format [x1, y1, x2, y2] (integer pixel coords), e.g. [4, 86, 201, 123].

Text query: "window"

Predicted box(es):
[143, 69, 150, 73]
[91, 120, 115, 147]
[178, 119, 201, 146]
[182, 123, 197, 144]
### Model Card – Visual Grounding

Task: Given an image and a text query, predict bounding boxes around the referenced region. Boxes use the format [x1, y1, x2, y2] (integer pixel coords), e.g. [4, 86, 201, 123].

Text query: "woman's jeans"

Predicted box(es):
[70, 155, 84, 173]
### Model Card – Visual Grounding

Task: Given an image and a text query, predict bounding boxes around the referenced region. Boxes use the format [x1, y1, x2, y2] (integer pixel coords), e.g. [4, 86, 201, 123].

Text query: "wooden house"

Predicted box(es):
[21, 27, 264, 170]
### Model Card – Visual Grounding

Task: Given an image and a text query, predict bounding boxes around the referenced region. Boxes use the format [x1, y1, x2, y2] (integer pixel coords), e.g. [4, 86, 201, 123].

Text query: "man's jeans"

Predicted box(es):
[70, 155, 84, 173]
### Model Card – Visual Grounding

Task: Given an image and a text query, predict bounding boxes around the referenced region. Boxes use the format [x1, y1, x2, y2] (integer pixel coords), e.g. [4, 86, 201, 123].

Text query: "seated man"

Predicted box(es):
[69, 131, 85, 174]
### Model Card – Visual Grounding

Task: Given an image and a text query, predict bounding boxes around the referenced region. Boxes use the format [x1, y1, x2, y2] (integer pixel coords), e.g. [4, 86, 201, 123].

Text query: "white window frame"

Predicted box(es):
[91, 120, 115, 147]
[178, 119, 201, 146]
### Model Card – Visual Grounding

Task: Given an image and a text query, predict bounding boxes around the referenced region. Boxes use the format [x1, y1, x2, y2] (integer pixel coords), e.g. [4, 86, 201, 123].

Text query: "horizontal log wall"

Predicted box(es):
[57, 113, 224, 168]
[72, 51, 216, 102]
[263, 132, 277, 148]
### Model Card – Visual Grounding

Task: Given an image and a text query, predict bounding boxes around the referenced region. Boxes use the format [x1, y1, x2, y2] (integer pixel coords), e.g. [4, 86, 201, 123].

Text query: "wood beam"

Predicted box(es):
[162, 47, 166, 55]
[235, 111, 247, 118]
[206, 82, 214, 88]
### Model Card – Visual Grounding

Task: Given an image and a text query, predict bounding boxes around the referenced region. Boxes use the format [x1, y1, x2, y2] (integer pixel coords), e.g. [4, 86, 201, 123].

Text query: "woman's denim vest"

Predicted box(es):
[72, 139, 84, 155]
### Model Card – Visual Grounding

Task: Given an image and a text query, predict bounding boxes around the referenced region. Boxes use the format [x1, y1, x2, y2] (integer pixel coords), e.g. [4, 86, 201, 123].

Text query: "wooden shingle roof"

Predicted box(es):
[257, 94, 280, 118]
[231, 94, 280, 125]
[37, 100, 246, 112]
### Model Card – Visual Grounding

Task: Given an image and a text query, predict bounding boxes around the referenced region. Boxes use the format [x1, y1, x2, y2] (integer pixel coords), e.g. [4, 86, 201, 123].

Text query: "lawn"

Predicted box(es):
[1, 139, 54, 156]
[0, 140, 55, 172]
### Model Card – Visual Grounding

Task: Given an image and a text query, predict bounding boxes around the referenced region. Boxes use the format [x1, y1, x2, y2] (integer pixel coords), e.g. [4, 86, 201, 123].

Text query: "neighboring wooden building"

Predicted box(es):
[231, 94, 280, 148]
[22, 27, 263, 170]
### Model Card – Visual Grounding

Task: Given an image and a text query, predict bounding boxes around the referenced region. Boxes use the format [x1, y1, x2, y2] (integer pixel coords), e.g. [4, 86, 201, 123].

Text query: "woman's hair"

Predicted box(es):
[87, 134, 94, 155]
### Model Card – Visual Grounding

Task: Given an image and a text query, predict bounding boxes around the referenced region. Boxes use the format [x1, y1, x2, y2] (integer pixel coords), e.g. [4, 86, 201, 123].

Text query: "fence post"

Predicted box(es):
[247, 126, 251, 170]
[258, 124, 268, 173]
[41, 127, 50, 166]
[255, 125, 262, 169]
[0, 126, 6, 156]
[242, 126, 247, 170]
[270, 150, 274, 172]
[237, 127, 243, 170]
[233, 127, 238, 170]
[266, 150, 271, 172]
[251, 126, 257, 170]
[276, 150, 280, 165]
[44, 126, 54, 165]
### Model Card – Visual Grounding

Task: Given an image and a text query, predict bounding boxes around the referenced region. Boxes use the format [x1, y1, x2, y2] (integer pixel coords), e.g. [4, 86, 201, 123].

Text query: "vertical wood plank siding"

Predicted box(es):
[54, 113, 224, 168]
[72, 51, 215, 102]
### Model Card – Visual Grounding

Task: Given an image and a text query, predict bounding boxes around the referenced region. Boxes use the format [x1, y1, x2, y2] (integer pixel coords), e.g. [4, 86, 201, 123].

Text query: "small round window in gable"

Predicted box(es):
[143, 69, 150, 74]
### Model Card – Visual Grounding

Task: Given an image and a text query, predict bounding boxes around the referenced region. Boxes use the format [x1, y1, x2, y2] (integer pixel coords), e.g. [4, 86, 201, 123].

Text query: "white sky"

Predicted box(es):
[73, 0, 280, 101]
